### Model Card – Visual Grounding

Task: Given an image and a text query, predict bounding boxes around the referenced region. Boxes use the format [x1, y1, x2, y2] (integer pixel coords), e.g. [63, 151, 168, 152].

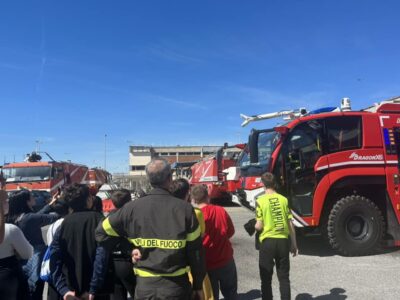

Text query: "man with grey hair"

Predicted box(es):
[145, 157, 172, 187]
[96, 158, 206, 300]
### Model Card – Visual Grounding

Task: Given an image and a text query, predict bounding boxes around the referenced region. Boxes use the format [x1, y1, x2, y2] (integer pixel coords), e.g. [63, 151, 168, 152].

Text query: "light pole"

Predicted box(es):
[35, 140, 42, 152]
[104, 134, 107, 170]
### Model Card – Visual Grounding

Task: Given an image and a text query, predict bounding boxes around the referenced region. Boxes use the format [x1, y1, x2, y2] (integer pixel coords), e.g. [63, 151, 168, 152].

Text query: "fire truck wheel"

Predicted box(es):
[327, 195, 384, 256]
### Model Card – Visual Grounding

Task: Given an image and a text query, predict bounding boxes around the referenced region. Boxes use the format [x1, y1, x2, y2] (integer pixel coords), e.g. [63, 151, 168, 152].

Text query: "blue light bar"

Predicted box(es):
[308, 107, 338, 115]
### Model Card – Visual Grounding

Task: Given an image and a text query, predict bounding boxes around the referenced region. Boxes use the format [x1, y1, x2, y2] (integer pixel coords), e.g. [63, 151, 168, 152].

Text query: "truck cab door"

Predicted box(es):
[282, 120, 324, 216]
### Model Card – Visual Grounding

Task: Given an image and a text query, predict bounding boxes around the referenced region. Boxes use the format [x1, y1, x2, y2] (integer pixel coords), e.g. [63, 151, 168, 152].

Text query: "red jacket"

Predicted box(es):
[201, 204, 235, 270]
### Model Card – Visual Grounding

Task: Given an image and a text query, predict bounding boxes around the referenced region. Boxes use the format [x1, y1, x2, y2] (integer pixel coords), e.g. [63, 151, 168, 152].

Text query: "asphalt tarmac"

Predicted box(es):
[227, 205, 400, 300]
[42, 205, 400, 300]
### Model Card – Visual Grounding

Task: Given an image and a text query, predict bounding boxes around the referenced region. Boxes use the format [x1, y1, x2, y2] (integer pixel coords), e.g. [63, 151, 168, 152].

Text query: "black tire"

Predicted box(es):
[212, 194, 233, 206]
[327, 195, 385, 256]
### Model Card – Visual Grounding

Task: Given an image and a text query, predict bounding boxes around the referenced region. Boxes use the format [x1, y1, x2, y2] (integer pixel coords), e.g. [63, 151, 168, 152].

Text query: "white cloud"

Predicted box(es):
[152, 95, 207, 110]
[147, 44, 203, 64]
[231, 85, 333, 112]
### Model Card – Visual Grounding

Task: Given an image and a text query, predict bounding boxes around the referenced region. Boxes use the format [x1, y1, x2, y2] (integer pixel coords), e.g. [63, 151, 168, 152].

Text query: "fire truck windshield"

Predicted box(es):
[257, 131, 280, 165]
[239, 149, 250, 168]
[3, 166, 51, 183]
[239, 131, 280, 169]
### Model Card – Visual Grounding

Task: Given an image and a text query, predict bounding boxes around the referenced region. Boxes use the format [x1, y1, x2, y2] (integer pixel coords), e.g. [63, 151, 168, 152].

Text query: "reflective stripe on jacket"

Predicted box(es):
[95, 187, 206, 290]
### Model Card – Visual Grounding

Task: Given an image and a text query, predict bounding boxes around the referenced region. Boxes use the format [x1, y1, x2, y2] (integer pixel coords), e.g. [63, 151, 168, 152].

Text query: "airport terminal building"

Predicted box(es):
[129, 145, 220, 176]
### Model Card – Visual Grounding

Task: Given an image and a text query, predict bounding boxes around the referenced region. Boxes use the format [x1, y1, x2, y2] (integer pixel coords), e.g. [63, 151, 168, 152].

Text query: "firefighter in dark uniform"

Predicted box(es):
[96, 158, 206, 300]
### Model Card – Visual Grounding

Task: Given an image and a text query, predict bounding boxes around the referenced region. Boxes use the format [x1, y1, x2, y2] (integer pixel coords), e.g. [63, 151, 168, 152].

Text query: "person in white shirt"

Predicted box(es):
[0, 192, 33, 300]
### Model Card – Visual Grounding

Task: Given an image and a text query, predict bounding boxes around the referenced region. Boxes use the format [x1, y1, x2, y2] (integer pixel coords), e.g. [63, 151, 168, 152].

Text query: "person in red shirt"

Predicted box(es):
[191, 185, 238, 300]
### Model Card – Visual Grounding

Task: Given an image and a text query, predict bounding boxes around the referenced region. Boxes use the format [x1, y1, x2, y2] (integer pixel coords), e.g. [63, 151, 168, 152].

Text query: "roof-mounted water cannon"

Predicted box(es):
[240, 107, 307, 127]
[341, 97, 351, 111]
[25, 152, 42, 162]
[24, 151, 55, 162]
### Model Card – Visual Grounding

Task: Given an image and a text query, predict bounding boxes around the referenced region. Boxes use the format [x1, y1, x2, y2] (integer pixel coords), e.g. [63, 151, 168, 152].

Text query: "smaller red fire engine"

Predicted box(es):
[2, 152, 110, 196]
[190, 144, 243, 202]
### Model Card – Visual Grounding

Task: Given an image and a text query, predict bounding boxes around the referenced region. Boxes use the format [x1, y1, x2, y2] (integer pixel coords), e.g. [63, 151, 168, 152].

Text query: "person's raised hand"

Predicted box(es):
[49, 189, 61, 206]
[132, 248, 142, 263]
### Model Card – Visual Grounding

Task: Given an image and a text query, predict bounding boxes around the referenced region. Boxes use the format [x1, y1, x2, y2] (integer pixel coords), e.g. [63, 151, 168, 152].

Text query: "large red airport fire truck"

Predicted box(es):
[2, 152, 110, 195]
[237, 97, 400, 256]
[190, 144, 243, 202]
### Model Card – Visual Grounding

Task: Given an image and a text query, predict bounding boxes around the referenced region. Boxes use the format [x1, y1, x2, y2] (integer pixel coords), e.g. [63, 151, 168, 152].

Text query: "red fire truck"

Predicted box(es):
[237, 97, 400, 256]
[83, 168, 112, 192]
[190, 144, 243, 202]
[2, 152, 110, 195]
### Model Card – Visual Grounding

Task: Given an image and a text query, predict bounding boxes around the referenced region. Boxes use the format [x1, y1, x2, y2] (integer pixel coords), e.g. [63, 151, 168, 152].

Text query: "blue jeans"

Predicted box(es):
[208, 259, 238, 300]
[22, 244, 46, 300]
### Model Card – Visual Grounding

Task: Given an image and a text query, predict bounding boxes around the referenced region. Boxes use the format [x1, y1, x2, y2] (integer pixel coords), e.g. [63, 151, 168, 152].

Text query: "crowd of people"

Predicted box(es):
[0, 158, 297, 300]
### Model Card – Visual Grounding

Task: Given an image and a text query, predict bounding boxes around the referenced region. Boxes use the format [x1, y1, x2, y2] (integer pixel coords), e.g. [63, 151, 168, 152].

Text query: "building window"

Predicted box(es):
[131, 166, 146, 171]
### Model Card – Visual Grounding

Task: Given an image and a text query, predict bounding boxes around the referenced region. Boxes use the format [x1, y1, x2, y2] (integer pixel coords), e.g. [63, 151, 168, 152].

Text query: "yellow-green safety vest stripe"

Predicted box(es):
[186, 225, 201, 242]
[129, 238, 187, 249]
[134, 266, 189, 277]
[102, 218, 119, 237]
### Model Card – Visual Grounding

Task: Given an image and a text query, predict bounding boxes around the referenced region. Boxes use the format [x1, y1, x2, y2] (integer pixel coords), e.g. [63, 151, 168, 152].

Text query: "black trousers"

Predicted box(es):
[111, 258, 136, 300]
[47, 283, 61, 300]
[259, 238, 290, 300]
[0, 256, 29, 300]
[208, 259, 238, 300]
[134, 274, 191, 300]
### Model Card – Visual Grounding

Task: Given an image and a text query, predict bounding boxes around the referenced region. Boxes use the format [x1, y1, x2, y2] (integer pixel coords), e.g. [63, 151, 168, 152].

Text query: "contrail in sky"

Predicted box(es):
[36, 16, 47, 92]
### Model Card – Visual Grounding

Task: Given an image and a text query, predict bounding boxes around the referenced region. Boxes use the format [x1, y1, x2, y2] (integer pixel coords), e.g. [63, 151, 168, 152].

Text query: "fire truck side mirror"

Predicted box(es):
[249, 129, 259, 164]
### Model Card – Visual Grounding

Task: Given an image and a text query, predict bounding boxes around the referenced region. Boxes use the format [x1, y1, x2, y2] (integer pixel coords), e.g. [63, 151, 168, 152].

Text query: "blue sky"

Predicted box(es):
[1, 0, 400, 173]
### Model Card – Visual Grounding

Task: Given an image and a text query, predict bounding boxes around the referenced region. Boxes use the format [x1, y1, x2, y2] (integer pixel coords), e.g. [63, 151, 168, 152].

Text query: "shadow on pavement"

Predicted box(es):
[298, 234, 400, 257]
[295, 287, 347, 299]
[237, 289, 262, 300]
[297, 235, 337, 257]
[375, 246, 400, 256]
[211, 198, 242, 207]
